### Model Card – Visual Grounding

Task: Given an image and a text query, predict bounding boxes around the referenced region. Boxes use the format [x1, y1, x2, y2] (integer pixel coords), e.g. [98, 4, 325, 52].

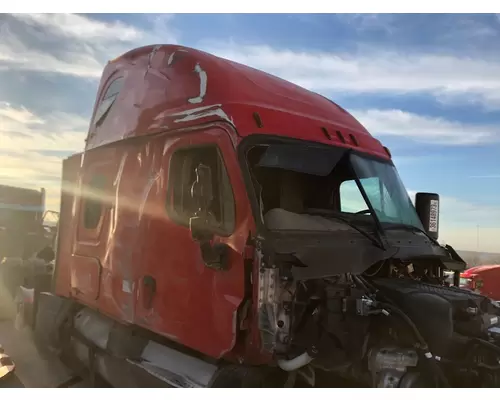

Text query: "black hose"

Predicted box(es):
[352, 275, 372, 294]
[353, 277, 425, 347]
[376, 301, 450, 388]
[376, 302, 427, 347]
[473, 338, 500, 355]
[353, 275, 450, 387]
[357, 275, 380, 294]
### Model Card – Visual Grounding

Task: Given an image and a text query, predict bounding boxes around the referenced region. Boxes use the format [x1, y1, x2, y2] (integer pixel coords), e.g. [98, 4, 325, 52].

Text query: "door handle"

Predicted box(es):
[142, 275, 156, 309]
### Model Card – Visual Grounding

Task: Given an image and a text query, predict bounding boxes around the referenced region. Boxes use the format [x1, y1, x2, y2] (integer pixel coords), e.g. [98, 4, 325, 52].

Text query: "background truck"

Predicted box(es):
[10, 43, 500, 388]
[0, 185, 58, 299]
[0, 185, 49, 259]
[460, 265, 500, 300]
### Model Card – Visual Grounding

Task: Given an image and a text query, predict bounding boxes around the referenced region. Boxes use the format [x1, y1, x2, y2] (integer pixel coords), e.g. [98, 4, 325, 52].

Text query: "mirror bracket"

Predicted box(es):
[187, 163, 230, 271]
[189, 216, 229, 271]
[199, 241, 230, 271]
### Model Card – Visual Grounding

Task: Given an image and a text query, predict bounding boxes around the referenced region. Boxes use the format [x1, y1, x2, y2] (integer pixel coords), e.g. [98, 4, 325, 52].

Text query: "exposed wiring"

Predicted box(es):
[363, 260, 388, 277]
[352, 276, 449, 388]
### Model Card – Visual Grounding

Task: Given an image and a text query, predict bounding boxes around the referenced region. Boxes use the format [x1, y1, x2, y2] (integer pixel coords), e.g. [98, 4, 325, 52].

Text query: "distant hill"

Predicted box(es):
[457, 250, 500, 268]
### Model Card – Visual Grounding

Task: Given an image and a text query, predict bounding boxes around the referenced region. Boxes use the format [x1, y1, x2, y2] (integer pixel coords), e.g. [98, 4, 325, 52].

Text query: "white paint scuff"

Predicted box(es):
[167, 49, 188, 66]
[188, 64, 207, 104]
[168, 104, 233, 125]
[174, 108, 232, 125]
[122, 279, 133, 294]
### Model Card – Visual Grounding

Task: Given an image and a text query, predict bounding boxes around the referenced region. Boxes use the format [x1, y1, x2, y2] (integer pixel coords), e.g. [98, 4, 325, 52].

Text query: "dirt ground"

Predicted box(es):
[0, 318, 90, 387]
[0, 283, 88, 388]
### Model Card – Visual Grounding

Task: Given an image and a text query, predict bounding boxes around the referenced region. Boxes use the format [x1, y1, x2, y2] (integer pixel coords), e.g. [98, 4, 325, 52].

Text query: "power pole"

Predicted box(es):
[476, 225, 479, 253]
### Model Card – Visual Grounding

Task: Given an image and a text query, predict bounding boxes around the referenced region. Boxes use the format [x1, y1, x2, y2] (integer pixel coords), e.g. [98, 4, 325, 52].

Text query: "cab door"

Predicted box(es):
[134, 126, 253, 359]
[70, 150, 113, 306]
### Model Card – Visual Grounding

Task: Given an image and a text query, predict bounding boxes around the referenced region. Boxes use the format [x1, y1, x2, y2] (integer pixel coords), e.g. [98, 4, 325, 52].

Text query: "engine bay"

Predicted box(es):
[257, 254, 500, 388]
[241, 139, 499, 387]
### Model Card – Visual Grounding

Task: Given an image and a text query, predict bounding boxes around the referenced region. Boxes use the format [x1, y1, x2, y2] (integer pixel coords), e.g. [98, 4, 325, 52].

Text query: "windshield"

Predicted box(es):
[246, 141, 423, 233]
[347, 153, 424, 228]
[460, 277, 471, 287]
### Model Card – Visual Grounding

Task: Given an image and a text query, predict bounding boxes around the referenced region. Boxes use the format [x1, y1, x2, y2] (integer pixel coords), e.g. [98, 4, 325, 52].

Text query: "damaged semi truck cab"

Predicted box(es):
[36, 44, 500, 388]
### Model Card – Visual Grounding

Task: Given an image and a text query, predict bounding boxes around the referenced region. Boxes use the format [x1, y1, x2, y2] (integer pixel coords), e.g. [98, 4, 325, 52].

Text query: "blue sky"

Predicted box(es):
[0, 13, 499, 252]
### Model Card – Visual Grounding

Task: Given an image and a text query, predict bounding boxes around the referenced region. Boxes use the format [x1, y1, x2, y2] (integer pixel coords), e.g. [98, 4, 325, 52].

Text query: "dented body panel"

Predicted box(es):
[55, 44, 392, 362]
[84, 44, 389, 161]
[44, 44, 490, 389]
[55, 123, 255, 359]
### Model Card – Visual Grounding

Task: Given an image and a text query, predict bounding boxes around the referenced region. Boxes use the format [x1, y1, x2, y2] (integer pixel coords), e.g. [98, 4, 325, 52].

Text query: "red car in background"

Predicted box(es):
[460, 265, 500, 300]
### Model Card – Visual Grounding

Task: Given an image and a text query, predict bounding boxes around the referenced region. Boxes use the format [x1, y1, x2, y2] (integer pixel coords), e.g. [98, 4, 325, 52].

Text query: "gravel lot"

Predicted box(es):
[0, 318, 88, 387]
[0, 282, 89, 388]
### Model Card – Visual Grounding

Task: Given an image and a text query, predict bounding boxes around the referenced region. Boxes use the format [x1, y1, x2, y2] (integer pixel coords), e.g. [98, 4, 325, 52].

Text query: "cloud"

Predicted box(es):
[349, 108, 500, 145]
[0, 102, 44, 126]
[0, 151, 67, 207]
[0, 29, 104, 78]
[337, 13, 397, 34]
[407, 189, 500, 253]
[446, 16, 498, 40]
[202, 41, 500, 110]
[0, 102, 88, 152]
[0, 102, 87, 209]
[408, 189, 500, 228]
[0, 13, 177, 78]
[11, 13, 144, 42]
[3, 14, 500, 110]
[439, 196, 500, 229]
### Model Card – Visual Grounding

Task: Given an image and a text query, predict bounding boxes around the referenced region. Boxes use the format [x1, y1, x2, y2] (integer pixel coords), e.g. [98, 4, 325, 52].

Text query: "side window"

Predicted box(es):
[103, 78, 123, 100]
[167, 145, 236, 235]
[340, 179, 369, 213]
[340, 177, 398, 217]
[93, 77, 124, 126]
[83, 175, 107, 230]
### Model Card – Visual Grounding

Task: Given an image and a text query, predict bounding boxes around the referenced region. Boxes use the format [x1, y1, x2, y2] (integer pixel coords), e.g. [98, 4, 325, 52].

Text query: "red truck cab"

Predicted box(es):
[460, 265, 500, 300]
[27, 44, 488, 389]
[54, 44, 397, 361]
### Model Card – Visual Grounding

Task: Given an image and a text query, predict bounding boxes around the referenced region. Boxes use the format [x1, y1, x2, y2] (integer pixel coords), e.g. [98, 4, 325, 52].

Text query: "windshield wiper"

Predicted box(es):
[384, 223, 440, 246]
[305, 210, 385, 250]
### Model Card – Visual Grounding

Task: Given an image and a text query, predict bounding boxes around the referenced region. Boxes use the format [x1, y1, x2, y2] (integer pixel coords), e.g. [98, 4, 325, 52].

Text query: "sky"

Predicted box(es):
[0, 13, 499, 253]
